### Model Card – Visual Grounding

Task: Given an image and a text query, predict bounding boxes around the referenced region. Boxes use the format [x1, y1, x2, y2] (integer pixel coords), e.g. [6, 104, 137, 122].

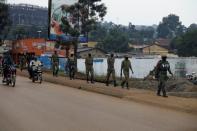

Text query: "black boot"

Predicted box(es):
[87, 76, 89, 83]
[162, 85, 168, 97]
[91, 77, 94, 84]
[121, 81, 125, 88]
[157, 93, 161, 96]
[162, 90, 168, 97]
[91, 80, 94, 84]
[157, 84, 161, 96]
[114, 81, 117, 87]
[106, 81, 109, 86]
[126, 82, 129, 90]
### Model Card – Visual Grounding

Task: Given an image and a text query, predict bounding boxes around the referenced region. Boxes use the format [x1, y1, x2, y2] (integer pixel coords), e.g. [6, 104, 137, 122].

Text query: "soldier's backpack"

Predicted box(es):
[155, 60, 169, 79]
[159, 61, 170, 71]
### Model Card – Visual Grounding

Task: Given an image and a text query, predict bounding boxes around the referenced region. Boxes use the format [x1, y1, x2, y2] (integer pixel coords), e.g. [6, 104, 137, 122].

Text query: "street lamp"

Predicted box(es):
[37, 30, 42, 38]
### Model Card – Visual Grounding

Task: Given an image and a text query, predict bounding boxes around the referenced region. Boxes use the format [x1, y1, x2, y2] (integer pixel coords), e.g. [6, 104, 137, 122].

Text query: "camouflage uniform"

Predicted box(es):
[51, 54, 59, 76]
[156, 60, 172, 97]
[85, 56, 94, 83]
[121, 59, 133, 89]
[106, 56, 116, 86]
[68, 56, 75, 80]
[19, 55, 26, 71]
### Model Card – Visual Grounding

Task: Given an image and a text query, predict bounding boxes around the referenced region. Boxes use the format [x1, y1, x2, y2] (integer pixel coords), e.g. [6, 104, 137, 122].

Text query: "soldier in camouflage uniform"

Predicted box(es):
[106, 54, 116, 87]
[68, 54, 76, 80]
[121, 55, 134, 89]
[51, 51, 59, 77]
[19, 54, 26, 71]
[85, 53, 94, 83]
[155, 55, 173, 97]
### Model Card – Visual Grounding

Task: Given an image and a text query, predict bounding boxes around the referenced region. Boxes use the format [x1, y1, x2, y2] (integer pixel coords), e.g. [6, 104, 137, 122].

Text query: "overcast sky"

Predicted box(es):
[8, 0, 197, 26]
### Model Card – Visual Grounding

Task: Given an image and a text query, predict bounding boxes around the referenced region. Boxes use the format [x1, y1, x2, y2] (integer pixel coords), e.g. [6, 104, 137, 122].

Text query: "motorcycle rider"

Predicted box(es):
[27, 54, 35, 79]
[2, 51, 14, 82]
[30, 57, 42, 78]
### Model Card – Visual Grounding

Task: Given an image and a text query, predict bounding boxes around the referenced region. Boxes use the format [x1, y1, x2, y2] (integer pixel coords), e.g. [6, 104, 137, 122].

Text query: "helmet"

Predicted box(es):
[125, 54, 129, 57]
[34, 56, 37, 61]
[161, 55, 167, 59]
[160, 52, 167, 57]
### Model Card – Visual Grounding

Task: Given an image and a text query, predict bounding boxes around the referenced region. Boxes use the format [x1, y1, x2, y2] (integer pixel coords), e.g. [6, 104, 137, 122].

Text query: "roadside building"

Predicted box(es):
[79, 41, 98, 48]
[12, 38, 46, 63]
[8, 4, 48, 27]
[129, 43, 169, 55]
[7, 4, 48, 39]
[129, 44, 148, 55]
[155, 38, 171, 49]
[142, 44, 169, 55]
[11, 38, 76, 63]
[129, 38, 172, 55]
[77, 47, 107, 58]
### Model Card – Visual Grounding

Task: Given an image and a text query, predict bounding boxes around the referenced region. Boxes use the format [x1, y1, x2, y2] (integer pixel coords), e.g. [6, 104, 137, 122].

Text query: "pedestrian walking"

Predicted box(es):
[120, 55, 134, 89]
[106, 53, 116, 87]
[65, 58, 69, 75]
[19, 54, 25, 71]
[155, 55, 173, 97]
[85, 53, 94, 83]
[68, 54, 76, 80]
[27, 54, 35, 79]
[51, 51, 59, 77]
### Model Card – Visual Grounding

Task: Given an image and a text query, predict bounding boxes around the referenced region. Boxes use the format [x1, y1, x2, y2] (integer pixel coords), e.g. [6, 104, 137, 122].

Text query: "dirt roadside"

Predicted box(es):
[17, 70, 197, 115]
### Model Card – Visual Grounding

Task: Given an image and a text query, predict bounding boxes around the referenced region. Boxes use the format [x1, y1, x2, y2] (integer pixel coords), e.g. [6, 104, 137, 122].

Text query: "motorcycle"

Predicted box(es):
[32, 65, 43, 84]
[2, 65, 16, 87]
[0, 64, 3, 76]
[186, 72, 197, 84]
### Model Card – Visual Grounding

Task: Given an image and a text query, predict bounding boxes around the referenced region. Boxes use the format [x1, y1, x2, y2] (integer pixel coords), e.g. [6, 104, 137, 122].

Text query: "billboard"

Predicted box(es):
[48, 0, 87, 42]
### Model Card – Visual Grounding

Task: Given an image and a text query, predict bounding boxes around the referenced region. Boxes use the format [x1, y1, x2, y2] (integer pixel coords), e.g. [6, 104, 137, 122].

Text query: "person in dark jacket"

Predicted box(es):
[155, 55, 173, 97]
[2, 51, 14, 82]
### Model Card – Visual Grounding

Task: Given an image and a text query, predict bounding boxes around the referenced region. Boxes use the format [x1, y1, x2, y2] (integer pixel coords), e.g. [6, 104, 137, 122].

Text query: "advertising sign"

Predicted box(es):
[48, 0, 87, 42]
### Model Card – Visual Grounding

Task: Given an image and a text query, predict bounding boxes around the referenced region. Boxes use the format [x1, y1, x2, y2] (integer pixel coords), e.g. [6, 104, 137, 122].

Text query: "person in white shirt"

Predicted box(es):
[30, 57, 42, 77]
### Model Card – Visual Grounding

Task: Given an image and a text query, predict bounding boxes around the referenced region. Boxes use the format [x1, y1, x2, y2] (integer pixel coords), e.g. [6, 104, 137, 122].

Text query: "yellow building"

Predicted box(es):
[142, 44, 169, 55]
[80, 41, 98, 48]
[87, 42, 97, 48]
[77, 47, 107, 58]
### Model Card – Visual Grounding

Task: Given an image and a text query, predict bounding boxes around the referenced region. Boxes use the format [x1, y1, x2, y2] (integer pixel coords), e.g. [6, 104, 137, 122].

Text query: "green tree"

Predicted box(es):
[91, 22, 156, 52]
[97, 25, 130, 52]
[187, 23, 197, 32]
[60, 0, 107, 68]
[127, 23, 155, 44]
[0, 3, 11, 45]
[157, 14, 185, 39]
[171, 30, 197, 56]
[61, 0, 107, 37]
[89, 22, 107, 41]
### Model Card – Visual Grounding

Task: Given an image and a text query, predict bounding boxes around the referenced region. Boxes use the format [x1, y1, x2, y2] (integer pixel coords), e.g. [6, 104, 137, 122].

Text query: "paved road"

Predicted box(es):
[0, 76, 197, 131]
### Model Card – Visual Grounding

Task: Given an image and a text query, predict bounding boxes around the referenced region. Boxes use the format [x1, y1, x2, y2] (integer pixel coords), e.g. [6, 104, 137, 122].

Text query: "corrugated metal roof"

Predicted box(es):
[77, 47, 93, 53]
[77, 47, 107, 54]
